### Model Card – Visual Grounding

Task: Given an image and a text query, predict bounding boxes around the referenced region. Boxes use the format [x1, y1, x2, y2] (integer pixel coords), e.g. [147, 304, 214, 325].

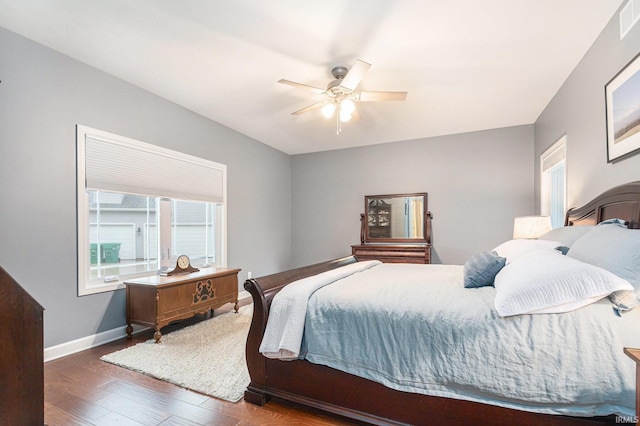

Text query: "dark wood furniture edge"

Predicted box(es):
[244, 181, 640, 425]
[0, 266, 45, 426]
[565, 181, 640, 228]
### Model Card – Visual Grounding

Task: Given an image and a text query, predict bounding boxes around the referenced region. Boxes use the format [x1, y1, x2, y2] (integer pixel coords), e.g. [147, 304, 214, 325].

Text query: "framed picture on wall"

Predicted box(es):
[605, 52, 640, 163]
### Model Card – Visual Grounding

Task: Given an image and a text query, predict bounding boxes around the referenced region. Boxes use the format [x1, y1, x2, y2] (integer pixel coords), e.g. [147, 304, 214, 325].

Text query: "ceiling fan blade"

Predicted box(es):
[339, 60, 371, 92]
[356, 91, 408, 102]
[291, 101, 324, 115]
[278, 79, 326, 94]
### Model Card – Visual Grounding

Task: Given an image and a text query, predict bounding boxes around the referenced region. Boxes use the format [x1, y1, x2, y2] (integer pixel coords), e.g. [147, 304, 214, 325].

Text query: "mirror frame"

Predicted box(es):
[360, 192, 431, 244]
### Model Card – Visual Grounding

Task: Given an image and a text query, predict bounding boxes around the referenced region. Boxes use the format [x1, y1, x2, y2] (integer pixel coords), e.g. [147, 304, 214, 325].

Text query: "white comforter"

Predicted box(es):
[259, 260, 381, 359]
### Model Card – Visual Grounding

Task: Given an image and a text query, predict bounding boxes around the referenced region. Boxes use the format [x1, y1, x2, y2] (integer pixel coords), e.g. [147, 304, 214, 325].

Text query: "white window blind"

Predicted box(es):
[541, 143, 565, 173]
[79, 125, 225, 203]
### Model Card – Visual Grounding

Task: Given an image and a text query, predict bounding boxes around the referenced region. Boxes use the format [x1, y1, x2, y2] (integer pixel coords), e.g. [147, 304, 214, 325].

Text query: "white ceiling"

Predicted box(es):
[0, 0, 624, 154]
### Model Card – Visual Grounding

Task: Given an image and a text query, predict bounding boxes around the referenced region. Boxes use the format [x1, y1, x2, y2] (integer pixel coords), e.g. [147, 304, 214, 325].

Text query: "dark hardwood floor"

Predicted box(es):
[44, 302, 360, 426]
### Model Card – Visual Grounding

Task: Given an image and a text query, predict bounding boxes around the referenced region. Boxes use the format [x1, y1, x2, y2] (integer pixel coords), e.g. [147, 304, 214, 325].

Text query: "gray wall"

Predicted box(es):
[535, 5, 640, 209]
[291, 125, 535, 266]
[10, 5, 624, 349]
[0, 27, 292, 347]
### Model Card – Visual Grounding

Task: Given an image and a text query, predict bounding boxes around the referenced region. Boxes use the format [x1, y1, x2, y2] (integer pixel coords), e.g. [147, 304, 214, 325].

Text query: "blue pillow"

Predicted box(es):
[597, 218, 628, 228]
[463, 251, 506, 288]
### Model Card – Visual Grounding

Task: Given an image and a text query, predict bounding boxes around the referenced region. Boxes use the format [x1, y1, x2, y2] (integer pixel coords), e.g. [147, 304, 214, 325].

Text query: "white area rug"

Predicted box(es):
[101, 305, 252, 402]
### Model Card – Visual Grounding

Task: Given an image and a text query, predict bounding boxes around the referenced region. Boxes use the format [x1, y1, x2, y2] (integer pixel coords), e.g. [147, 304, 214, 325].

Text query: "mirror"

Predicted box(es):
[361, 193, 431, 244]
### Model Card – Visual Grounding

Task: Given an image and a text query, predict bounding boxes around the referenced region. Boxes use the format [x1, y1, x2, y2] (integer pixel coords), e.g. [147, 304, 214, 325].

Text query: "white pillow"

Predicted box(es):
[494, 248, 634, 317]
[567, 225, 640, 314]
[539, 225, 594, 248]
[567, 225, 640, 289]
[492, 239, 563, 264]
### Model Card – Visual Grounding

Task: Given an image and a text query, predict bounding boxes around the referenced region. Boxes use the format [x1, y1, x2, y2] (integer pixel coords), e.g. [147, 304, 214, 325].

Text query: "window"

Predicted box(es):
[77, 125, 227, 295]
[540, 136, 566, 229]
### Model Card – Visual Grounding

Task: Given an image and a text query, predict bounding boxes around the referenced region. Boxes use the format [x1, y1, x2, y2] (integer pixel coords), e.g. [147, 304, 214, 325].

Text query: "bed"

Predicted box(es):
[243, 182, 640, 425]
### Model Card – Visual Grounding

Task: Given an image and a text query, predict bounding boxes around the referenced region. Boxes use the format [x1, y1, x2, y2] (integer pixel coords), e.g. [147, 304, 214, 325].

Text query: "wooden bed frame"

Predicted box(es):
[243, 182, 640, 425]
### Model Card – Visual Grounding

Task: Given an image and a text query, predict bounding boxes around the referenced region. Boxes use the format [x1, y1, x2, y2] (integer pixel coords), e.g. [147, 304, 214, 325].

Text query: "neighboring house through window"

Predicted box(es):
[76, 125, 227, 295]
[540, 135, 566, 229]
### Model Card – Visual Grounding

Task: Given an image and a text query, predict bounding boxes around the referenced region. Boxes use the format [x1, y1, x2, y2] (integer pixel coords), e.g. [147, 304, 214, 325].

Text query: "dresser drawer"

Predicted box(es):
[351, 244, 431, 264]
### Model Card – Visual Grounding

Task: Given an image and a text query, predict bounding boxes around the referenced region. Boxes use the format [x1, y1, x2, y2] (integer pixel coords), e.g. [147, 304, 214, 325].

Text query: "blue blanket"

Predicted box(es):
[299, 263, 639, 417]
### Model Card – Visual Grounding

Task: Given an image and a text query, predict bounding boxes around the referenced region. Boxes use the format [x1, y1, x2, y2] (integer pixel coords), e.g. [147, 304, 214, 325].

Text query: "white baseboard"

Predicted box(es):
[43, 323, 148, 362]
[44, 290, 252, 362]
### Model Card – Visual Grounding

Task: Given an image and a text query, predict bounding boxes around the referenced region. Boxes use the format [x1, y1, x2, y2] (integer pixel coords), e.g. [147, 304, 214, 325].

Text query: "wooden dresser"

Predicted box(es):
[354, 193, 433, 264]
[125, 267, 240, 342]
[351, 243, 431, 264]
[0, 266, 44, 426]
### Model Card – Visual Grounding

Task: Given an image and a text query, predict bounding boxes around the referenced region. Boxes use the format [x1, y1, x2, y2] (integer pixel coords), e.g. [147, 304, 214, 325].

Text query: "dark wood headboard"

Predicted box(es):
[565, 181, 640, 229]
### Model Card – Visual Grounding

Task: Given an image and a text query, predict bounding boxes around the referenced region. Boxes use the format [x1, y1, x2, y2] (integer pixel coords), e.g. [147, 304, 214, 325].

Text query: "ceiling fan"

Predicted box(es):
[278, 59, 407, 134]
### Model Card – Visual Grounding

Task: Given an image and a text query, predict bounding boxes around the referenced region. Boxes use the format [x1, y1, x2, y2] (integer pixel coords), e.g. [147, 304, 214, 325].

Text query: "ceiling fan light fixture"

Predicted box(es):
[339, 108, 352, 122]
[340, 98, 355, 115]
[321, 102, 336, 119]
[278, 58, 407, 135]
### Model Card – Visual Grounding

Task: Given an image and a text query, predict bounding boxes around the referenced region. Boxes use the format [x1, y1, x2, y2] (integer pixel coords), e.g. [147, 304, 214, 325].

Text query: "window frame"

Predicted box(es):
[540, 135, 567, 229]
[77, 125, 227, 296]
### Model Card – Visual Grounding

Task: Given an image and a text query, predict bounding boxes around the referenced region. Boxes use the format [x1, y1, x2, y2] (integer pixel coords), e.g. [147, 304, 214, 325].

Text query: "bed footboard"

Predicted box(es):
[243, 255, 358, 405]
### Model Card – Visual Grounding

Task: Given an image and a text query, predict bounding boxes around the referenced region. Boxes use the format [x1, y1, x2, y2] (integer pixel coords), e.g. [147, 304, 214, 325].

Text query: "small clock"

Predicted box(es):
[164, 254, 199, 276]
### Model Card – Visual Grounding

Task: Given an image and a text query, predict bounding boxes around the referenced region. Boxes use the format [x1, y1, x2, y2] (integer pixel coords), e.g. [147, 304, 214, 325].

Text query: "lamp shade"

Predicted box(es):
[512, 216, 552, 239]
